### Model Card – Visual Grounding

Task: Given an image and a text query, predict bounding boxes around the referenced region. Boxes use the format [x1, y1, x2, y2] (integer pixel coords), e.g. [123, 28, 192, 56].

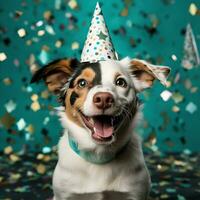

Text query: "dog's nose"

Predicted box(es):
[93, 92, 114, 110]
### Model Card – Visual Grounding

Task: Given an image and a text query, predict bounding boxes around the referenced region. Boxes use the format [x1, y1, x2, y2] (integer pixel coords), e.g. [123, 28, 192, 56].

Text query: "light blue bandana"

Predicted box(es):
[68, 136, 128, 165]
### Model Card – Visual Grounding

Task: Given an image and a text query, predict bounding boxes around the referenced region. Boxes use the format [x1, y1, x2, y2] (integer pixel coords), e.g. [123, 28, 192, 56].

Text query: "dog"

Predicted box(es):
[31, 57, 170, 200]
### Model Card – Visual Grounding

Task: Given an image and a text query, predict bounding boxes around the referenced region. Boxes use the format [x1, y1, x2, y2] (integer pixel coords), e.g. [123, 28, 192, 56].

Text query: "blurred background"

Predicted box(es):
[0, 0, 199, 153]
[0, 0, 200, 199]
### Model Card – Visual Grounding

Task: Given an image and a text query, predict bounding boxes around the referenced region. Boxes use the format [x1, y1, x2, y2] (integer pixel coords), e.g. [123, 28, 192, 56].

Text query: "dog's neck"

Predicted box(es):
[57, 106, 139, 164]
[68, 134, 130, 164]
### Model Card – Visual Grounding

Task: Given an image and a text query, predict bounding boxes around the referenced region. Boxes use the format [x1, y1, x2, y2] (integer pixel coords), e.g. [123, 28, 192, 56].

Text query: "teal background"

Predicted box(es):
[0, 0, 200, 152]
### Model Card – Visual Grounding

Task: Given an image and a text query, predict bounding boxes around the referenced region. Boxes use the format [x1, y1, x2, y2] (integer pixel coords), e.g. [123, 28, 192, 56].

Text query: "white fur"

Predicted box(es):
[53, 109, 150, 200]
[52, 59, 153, 200]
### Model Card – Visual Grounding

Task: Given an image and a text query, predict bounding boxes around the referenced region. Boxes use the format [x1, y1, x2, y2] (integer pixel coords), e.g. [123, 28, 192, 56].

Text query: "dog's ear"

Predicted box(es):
[129, 58, 171, 92]
[31, 58, 79, 94]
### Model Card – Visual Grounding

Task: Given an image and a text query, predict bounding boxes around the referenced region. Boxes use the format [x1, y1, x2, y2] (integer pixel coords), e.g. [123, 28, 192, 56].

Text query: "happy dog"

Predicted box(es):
[31, 3, 170, 200]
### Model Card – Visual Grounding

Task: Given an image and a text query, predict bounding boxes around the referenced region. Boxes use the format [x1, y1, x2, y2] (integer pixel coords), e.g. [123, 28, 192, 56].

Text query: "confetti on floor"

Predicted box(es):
[0, 151, 199, 200]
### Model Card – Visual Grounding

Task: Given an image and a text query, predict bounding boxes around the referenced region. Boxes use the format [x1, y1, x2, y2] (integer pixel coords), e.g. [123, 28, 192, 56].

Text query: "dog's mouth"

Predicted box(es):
[80, 113, 122, 143]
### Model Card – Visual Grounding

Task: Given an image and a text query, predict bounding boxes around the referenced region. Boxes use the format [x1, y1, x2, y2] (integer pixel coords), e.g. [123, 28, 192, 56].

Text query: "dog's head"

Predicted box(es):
[31, 57, 170, 148]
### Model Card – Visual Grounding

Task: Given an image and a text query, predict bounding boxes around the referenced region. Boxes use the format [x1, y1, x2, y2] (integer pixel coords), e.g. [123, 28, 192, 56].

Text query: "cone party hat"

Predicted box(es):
[81, 2, 118, 63]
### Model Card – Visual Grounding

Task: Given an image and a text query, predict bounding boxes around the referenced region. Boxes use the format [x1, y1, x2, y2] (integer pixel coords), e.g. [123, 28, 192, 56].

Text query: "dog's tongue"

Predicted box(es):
[93, 117, 113, 138]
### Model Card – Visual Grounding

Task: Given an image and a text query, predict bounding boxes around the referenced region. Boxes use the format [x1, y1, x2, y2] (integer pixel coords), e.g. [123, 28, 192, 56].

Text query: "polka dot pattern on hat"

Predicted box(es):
[80, 2, 117, 63]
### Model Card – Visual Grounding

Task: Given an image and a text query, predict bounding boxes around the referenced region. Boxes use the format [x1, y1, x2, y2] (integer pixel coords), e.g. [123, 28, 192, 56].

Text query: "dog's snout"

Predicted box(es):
[93, 92, 114, 110]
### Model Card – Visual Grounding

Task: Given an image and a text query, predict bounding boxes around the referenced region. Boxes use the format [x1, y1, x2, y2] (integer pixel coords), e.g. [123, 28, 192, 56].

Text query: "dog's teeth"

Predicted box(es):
[90, 118, 94, 124]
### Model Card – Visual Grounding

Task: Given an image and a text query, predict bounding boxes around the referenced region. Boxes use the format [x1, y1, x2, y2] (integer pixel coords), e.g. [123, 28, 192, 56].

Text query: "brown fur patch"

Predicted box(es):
[65, 67, 96, 127]
[31, 58, 78, 94]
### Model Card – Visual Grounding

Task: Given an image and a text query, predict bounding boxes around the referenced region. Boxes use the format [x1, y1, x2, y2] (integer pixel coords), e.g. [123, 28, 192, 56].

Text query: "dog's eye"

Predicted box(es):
[78, 79, 88, 88]
[115, 77, 127, 88]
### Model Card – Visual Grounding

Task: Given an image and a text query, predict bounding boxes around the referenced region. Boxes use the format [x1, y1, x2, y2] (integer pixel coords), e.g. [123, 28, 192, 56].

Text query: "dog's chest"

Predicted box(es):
[54, 157, 134, 194]
[53, 137, 137, 194]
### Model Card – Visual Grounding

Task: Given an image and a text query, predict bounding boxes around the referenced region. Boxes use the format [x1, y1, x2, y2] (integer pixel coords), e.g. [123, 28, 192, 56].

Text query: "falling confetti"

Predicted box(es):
[71, 41, 79, 50]
[68, 0, 78, 9]
[171, 54, 177, 61]
[172, 105, 180, 113]
[2, 77, 12, 85]
[0, 112, 16, 129]
[4, 100, 17, 113]
[31, 94, 39, 101]
[31, 101, 41, 112]
[172, 92, 184, 104]
[9, 154, 20, 162]
[42, 146, 51, 154]
[0, 52, 7, 61]
[16, 118, 26, 131]
[4, 146, 13, 155]
[45, 25, 55, 35]
[38, 30, 45, 36]
[185, 102, 197, 114]
[17, 28, 26, 38]
[189, 3, 199, 16]
[160, 90, 172, 101]
[36, 164, 46, 174]
[38, 49, 49, 64]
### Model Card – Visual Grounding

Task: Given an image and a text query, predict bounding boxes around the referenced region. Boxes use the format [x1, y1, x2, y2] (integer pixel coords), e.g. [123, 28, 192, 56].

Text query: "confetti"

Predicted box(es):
[177, 194, 186, 200]
[185, 102, 197, 114]
[38, 49, 49, 64]
[120, 7, 129, 17]
[36, 20, 43, 27]
[68, 0, 78, 9]
[36, 164, 46, 174]
[160, 90, 172, 101]
[45, 25, 55, 35]
[55, 39, 64, 48]
[171, 54, 177, 61]
[10, 173, 21, 181]
[4, 100, 17, 113]
[3, 77, 12, 85]
[17, 28, 26, 37]
[55, 0, 62, 10]
[172, 105, 180, 113]
[42, 146, 51, 154]
[0, 52, 7, 61]
[9, 154, 20, 162]
[37, 153, 44, 160]
[25, 132, 31, 141]
[189, 3, 198, 16]
[172, 92, 184, 104]
[38, 30, 45, 36]
[16, 118, 26, 131]
[31, 101, 41, 112]
[25, 124, 35, 134]
[0, 112, 15, 129]
[31, 94, 39, 101]
[71, 41, 79, 50]
[4, 146, 13, 155]
[14, 10, 23, 18]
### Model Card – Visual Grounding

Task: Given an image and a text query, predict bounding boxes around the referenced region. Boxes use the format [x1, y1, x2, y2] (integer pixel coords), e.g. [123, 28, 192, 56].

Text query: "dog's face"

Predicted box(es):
[31, 57, 170, 146]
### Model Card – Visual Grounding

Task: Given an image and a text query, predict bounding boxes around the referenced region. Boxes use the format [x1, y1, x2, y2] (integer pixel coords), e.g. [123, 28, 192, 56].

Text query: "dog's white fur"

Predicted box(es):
[52, 58, 155, 200]
[53, 108, 150, 200]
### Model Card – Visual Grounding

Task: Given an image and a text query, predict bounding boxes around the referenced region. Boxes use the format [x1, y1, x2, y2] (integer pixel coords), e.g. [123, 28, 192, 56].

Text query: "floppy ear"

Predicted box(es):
[31, 58, 79, 94]
[130, 59, 171, 92]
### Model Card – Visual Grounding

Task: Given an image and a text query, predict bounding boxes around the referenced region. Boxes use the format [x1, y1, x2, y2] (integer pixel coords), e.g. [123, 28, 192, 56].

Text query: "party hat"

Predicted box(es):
[80, 2, 118, 63]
